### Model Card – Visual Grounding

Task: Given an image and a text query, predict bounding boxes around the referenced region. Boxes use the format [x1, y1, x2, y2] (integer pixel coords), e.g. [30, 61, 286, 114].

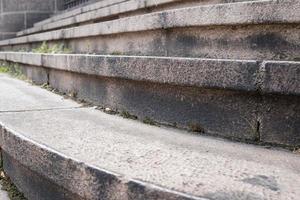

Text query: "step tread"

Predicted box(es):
[0, 74, 299, 199]
[0, 74, 79, 112]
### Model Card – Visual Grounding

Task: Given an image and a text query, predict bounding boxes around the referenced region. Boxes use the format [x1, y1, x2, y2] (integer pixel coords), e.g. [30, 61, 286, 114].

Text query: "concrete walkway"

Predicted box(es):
[0, 74, 299, 200]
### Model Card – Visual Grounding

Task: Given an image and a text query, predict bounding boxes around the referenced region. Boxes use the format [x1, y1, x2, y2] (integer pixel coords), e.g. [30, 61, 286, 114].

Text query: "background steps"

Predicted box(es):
[0, 0, 299, 61]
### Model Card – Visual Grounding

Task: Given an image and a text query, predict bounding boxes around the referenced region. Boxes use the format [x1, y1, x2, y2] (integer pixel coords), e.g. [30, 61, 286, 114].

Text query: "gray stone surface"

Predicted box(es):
[0, 0, 61, 41]
[259, 94, 300, 146]
[1, 53, 300, 146]
[0, 75, 299, 199]
[34, 0, 259, 29]
[48, 68, 259, 141]
[2, 52, 300, 95]
[0, 73, 79, 112]
[1, 0, 299, 47]
[18, 0, 257, 36]
[261, 61, 300, 95]
[43, 54, 259, 92]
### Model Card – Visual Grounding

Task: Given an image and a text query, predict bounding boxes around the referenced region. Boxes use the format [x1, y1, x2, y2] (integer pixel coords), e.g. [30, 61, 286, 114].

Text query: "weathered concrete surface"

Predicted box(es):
[1, 0, 299, 48]
[0, 74, 79, 112]
[0, 76, 299, 199]
[261, 61, 300, 96]
[1, 52, 260, 91]
[2, 52, 300, 95]
[48, 68, 259, 141]
[259, 94, 300, 147]
[4, 24, 300, 61]
[2, 151, 83, 200]
[0, 53, 300, 146]
[33, 0, 257, 30]
[18, 0, 261, 36]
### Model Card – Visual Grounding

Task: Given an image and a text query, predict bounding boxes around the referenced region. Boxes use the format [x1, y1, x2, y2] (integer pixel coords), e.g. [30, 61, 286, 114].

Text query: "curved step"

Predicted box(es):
[0, 52, 299, 147]
[0, 74, 299, 200]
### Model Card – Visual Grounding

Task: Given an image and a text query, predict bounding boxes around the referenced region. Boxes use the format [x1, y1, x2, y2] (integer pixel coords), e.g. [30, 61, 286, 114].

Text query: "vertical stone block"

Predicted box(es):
[260, 94, 300, 147]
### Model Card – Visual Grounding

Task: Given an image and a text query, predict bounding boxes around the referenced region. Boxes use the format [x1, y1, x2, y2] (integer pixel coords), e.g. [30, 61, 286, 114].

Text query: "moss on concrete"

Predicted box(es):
[143, 117, 156, 126]
[32, 41, 71, 54]
[0, 66, 9, 73]
[121, 111, 138, 120]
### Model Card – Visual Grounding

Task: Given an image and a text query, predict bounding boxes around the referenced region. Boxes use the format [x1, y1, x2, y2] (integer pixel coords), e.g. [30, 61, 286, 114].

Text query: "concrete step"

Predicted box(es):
[17, 0, 260, 37]
[0, 52, 299, 147]
[33, 0, 260, 29]
[1, 0, 299, 61]
[0, 74, 299, 200]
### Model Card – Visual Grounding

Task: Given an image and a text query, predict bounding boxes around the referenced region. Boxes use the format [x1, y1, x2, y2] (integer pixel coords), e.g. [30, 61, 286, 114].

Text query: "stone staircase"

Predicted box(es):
[0, 0, 299, 199]
[0, 73, 300, 200]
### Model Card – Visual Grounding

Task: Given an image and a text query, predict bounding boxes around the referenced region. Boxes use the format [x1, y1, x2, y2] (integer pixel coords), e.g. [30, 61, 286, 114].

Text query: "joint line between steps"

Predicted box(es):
[0, 106, 85, 114]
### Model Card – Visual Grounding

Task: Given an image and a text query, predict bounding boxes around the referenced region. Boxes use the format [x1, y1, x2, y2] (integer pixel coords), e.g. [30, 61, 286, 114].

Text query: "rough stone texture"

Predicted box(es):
[1, 0, 299, 58]
[261, 61, 300, 95]
[42, 54, 259, 92]
[259, 94, 300, 146]
[2, 151, 83, 200]
[0, 78, 299, 199]
[48, 68, 259, 141]
[18, 0, 259, 36]
[1, 53, 300, 146]
[2, 52, 300, 95]
[3, 23, 300, 61]
[19, 64, 49, 85]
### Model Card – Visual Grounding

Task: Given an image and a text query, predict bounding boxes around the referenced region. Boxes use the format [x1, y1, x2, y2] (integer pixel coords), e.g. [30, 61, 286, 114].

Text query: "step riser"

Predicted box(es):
[2, 62, 299, 147]
[2, 152, 82, 200]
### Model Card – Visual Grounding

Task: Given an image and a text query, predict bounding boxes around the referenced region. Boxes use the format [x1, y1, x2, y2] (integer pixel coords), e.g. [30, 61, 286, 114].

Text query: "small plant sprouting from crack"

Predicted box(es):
[111, 51, 123, 55]
[0, 64, 9, 73]
[143, 117, 156, 126]
[32, 41, 71, 54]
[0, 63, 26, 80]
[188, 122, 205, 133]
[121, 111, 138, 120]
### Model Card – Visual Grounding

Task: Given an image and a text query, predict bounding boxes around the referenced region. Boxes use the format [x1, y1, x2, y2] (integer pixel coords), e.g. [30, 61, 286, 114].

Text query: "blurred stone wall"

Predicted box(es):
[0, 0, 63, 40]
